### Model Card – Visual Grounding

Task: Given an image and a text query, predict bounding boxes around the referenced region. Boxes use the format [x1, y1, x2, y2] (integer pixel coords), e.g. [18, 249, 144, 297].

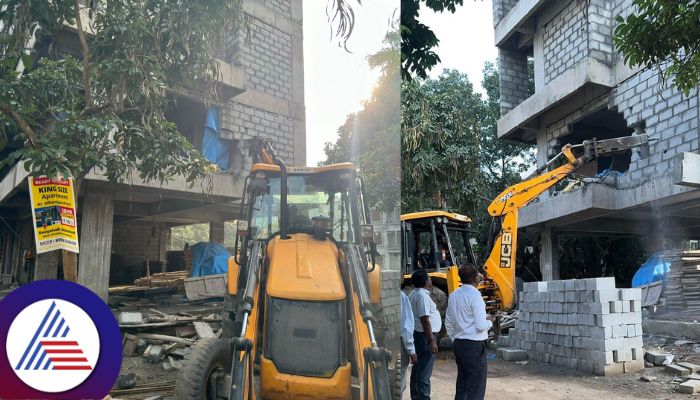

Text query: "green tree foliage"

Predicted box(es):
[170, 223, 210, 251]
[614, 0, 700, 95]
[401, 0, 463, 80]
[322, 30, 400, 213]
[0, 0, 363, 187]
[0, 0, 245, 185]
[401, 64, 533, 224]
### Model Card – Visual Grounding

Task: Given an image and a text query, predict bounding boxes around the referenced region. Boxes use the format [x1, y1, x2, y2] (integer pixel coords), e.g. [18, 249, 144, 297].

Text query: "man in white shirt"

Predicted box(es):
[445, 266, 495, 400]
[400, 291, 417, 396]
[408, 269, 442, 400]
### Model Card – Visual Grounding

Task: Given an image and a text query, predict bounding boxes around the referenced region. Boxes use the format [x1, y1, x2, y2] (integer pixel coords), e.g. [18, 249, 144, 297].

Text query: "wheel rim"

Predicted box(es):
[206, 366, 225, 399]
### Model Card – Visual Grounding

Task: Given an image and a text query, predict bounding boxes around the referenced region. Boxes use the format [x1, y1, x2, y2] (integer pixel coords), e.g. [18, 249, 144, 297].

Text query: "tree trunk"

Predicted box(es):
[61, 178, 81, 282]
[62, 250, 78, 281]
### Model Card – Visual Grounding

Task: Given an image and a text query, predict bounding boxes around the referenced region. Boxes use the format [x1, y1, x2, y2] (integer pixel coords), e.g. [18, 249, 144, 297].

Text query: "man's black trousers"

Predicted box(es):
[410, 331, 436, 400]
[452, 338, 487, 400]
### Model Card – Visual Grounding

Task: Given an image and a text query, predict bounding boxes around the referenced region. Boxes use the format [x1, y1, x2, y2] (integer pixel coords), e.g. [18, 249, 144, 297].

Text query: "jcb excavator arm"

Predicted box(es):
[483, 135, 650, 310]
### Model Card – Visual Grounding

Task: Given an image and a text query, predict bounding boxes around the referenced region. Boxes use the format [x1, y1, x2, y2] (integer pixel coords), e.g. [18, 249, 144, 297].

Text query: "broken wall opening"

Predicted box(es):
[555, 108, 635, 176]
[165, 96, 238, 172]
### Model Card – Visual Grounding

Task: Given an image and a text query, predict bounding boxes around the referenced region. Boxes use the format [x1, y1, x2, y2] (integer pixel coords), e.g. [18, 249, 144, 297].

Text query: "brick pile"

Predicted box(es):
[501, 277, 644, 376]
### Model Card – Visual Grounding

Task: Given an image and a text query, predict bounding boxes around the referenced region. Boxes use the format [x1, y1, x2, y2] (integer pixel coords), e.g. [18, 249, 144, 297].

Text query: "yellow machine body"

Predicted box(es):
[227, 256, 239, 295]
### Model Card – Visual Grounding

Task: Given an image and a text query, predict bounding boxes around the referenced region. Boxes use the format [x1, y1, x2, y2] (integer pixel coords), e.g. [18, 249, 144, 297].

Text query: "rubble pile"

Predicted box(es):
[109, 292, 224, 399]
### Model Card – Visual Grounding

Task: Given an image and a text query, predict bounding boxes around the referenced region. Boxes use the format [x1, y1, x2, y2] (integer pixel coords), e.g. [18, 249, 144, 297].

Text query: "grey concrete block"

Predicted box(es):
[666, 364, 692, 376]
[594, 289, 620, 302]
[645, 350, 674, 366]
[678, 362, 700, 374]
[500, 348, 528, 361]
[622, 300, 631, 313]
[594, 362, 625, 376]
[630, 300, 641, 312]
[609, 301, 624, 313]
[590, 301, 610, 315]
[678, 380, 700, 394]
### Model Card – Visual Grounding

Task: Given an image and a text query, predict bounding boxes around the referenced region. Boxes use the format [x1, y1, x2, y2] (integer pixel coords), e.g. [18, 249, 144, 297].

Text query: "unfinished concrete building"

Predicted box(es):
[493, 0, 700, 281]
[0, 0, 306, 299]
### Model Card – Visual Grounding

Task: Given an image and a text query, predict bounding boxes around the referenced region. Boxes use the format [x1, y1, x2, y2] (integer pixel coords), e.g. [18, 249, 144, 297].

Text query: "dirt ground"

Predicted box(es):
[402, 350, 691, 400]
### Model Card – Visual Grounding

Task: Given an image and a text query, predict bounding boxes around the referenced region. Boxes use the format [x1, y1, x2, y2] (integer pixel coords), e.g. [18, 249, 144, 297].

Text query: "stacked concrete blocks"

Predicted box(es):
[380, 269, 401, 341]
[502, 277, 644, 376]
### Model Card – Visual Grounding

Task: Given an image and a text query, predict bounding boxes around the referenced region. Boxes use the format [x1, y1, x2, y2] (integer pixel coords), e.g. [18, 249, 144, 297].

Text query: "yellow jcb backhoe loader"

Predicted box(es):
[401, 135, 651, 334]
[176, 139, 392, 400]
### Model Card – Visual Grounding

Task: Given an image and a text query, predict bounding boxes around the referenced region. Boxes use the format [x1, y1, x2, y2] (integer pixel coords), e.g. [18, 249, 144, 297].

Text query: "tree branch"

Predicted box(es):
[73, 0, 93, 109]
[0, 104, 38, 148]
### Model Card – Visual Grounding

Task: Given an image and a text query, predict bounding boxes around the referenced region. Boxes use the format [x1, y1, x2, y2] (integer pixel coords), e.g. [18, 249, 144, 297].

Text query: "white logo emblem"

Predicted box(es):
[6, 299, 100, 393]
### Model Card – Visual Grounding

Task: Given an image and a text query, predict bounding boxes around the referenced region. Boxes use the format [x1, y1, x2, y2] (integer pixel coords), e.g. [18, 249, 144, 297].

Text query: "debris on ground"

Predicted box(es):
[646, 350, 675, 366]
[110, 380, 176, 398]
[109, 274, 226, 398]
[116, 373, 137, 389]
[639, 375, 657, 382]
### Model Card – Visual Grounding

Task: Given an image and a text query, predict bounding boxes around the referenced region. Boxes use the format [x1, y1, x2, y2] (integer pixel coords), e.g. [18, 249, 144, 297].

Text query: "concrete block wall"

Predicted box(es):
[111, 223, 169, 268]
[543, 0, 588, 83]
[588, 0, 614, 66]
[535, 0, 699, 188]
[262, 0, 291, 19]
[381, 269, 401, 341]
[611, 68, 700, 186]
[232, 18, 293, 100]
[502, 277, 644, 376]
[492, 0, 519, 26]
[218, 0, 302, 164]
[222, 103, 295, 159]
[499, 48, 530, 115]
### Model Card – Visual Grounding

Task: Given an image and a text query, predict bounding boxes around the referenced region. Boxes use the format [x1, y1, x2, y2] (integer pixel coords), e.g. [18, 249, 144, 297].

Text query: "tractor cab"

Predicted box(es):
[401, 211, 477, 279]
[400, 211, 501, 323]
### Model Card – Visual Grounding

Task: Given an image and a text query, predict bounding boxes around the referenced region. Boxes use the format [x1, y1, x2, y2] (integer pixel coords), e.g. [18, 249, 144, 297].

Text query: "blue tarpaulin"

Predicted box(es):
[631, 252, 671, 287]
[201, 107, 230, 170]
[190, 242, 230, 277]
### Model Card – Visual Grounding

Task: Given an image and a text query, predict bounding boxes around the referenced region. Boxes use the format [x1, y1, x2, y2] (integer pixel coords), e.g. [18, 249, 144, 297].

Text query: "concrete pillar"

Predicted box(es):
[290, 0, 306, 166]
[78, 190, 114, 300]
[159, 226, 171, 271]
[34, 251, 59, 280]
[540, 227, 560, 281]
[210, 221, 225, 244]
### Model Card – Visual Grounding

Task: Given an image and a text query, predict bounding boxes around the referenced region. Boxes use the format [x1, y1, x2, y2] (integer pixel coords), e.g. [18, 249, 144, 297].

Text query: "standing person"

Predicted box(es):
[400, 291, 417, 396]
[445, 266, 495, 400]
[408, 269, 441, 400]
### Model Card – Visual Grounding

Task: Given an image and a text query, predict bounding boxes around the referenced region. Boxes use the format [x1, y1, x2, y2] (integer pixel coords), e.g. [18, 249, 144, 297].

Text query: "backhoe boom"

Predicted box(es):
[484, 135, 650, 310]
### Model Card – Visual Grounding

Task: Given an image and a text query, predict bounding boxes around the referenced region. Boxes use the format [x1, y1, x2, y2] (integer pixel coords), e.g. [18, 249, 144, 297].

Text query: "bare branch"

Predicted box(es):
[73, 0, 93, 108]
[0, 104, 38, 148]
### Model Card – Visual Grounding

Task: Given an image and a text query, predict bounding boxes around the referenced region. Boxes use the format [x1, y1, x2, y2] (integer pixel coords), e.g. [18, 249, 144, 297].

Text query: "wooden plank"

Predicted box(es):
[139, 334, 194, 346]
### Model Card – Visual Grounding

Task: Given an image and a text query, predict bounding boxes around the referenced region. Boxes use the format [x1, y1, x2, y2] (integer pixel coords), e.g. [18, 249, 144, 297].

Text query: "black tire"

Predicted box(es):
[176, 338, 232, 400]
[392, 352, 403, 400]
